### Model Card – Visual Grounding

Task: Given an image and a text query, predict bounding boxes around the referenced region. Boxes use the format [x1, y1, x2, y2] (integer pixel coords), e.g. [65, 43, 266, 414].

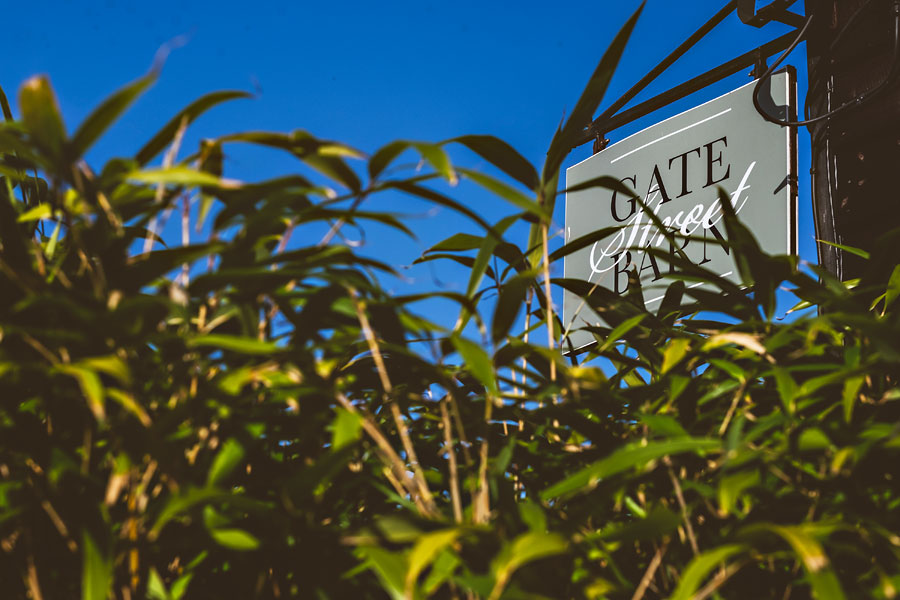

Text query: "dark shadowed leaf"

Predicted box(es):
[135, 90, 251, 165]
[543, 3, 644, 180]
[70, 73, 155, 158]
[448, 135, 538, 190]
[450, 334, 497, 396]
[19, 75, 66, 158]
[492, 272, 534, 343]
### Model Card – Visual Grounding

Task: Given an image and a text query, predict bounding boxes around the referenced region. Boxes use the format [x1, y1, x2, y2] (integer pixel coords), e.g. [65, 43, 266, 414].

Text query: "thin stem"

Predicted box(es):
[630, 540, 668, 600]
[335, 392, 426, 511]
[541, 223, 556, 382]
[666, 461, 699, 556]
[144, 115, 188, 254]
[349, 289, 436, 514]
[180, 193, 191, 287]
[440, 399, 463, 523]
[694, 559, 747, 600]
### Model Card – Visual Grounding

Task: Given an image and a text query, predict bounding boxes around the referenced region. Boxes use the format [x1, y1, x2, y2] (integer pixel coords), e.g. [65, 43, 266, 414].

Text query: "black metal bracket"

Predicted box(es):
[577, 1, 805, 153]
[738, 0, 805, 28]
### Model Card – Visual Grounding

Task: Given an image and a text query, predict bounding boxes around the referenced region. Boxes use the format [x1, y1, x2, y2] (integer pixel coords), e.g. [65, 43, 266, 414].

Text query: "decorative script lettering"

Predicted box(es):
[583, 136, 754, 295]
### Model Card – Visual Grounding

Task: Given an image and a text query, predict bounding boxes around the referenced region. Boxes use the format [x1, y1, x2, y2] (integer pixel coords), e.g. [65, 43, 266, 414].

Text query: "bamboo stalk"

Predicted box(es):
[540, 222, 556, 382]
[440, 399, 463, 523]
[144, 115, 188, 254]
[349, 288, 436, 514]
[630, 541, 668, 600]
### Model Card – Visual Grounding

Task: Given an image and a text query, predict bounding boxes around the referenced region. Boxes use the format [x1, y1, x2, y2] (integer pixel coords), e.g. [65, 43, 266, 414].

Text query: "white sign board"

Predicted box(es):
[563, 71, 797, 351]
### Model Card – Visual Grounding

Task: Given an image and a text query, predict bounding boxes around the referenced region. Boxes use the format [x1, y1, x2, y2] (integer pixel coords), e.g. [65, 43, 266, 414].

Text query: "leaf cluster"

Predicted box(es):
[2, 7, 900, 599]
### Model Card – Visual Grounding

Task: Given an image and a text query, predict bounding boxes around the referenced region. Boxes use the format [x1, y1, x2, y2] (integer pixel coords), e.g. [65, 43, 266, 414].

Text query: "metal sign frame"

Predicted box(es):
[563, 68, 798, 354]
[572, 0, 805, 152]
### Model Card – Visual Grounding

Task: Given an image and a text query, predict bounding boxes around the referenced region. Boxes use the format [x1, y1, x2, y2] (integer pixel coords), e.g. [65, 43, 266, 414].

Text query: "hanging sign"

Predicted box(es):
[563, 70, 797, 351]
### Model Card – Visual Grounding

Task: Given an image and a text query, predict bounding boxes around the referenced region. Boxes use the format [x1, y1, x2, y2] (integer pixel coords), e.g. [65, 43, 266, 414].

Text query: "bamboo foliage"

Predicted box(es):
[0, 6, 899, 599]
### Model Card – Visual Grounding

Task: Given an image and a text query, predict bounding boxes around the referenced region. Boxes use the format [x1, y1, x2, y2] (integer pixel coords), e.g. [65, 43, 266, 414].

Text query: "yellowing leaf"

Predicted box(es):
[661, 338, 691, 374]
[405, 529, 459, 597]
[210, 528, 259, 551]
[703, 332, 767, 356]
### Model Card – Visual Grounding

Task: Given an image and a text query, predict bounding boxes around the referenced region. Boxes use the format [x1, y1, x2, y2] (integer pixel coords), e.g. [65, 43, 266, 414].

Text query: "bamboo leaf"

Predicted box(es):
[669, 544, 746, 600]
[543, 3, 643, 180]
[136, 90, 251, 165]
[82, 531, 113, 600]
[451, 334, 497, 396]
[492, 272, 534, 343]
[541, 438, 720, 500]
[405, 529, 460, 597]
[458, 167, 546, 220]
[70, 73, 155, 158]
[207, 438, 245, 487]
[19, 75, 66, 158]
[490, 532, 567, 600]
[127, 166, 241, 189]
[661, 338, 691, 374]
[448, 134, 538, 190]
[210, 528, 260, 551]
[331, 408, 363, 450]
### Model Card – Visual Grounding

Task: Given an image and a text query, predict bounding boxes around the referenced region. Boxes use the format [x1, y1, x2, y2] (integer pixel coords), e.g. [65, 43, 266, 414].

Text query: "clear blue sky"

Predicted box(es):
[4, 0, 813, 322]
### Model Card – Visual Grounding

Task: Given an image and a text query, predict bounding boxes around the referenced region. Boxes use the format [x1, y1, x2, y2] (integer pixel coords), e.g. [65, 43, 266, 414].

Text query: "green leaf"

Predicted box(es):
[147, 569, 170, 600]
[19, 75, 66, 158]
[368, 140, 410, 180]
[422, 549, 461, 596]
[127, 166, 240, 189]
[136, 90, 251, 165]
[210, 528, 260, 551]
[44, 219, 62, 259]
[541, 438, 720, 500]
[842, 374, 864, 423]
[718, 470, 759, 516]
[492, 272, 534, 343]
[448, 135, 538, 190]
[466, 214, 519, 299]
[597, 313, 646, 352]
[798, 427, 831, 452]
[548, 225, 624, 263]
[743, 524, 846, 600]
[0, 84, 13, 121]
[884, 264, 900, 309]
[543, 3, 643, 180]
[70, 72, 155, 158]
[600, 506, 681, 544]
[80, 355, 131, 384]
[406, 529, 460, 596]
[518, 500, 547, 532]
[17, 203, 53, 222]
[206, 438, 245, 487]
[359, 546, 406, 600]
[106, 389, 151, 426]
[451, 334, 498, 396]
[773, 367, 798, 414]
[188, 334, 279, 355]
[412, 142, 458, 185]
[669, 544, 746, 600]
[331, 408, 363, 450]
[458, 167, 546, 220]
[58, 365, 105, 422]
[82, 531, 112, 600]
[639, 414, 688, 438]
[817, 239, 870, 260]
[661, 338, 691, 374]
[425, 232, 484, 253]
[490, 532, 567, 600]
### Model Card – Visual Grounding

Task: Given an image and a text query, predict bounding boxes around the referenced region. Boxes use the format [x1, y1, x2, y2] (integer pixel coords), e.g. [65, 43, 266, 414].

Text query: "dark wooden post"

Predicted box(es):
[804, 0, 900, 280]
